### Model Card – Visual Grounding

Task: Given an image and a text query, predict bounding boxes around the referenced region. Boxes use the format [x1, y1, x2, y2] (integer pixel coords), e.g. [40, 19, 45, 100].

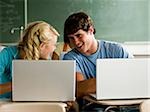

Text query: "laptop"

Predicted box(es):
[12, 60, 76, 101]
[92, 58, 150, 100]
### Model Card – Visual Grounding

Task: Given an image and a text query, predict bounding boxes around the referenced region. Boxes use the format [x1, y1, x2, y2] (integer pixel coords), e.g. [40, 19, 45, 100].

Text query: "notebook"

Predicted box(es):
[12, 60, 76, 101]
[92, 58, 150, 100]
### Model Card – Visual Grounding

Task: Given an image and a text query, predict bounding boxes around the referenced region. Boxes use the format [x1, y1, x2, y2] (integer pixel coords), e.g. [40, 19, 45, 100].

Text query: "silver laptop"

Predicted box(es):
[12, 60, 76, 101]
[93, 58, 150, 100]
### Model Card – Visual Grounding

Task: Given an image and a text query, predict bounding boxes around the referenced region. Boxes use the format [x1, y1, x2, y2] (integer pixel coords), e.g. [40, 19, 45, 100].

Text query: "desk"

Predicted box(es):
[83, 95, 145, 112]
[0, 99, 80, 112]
[0, 100, 67, 112]
[140, 99, 150, 112]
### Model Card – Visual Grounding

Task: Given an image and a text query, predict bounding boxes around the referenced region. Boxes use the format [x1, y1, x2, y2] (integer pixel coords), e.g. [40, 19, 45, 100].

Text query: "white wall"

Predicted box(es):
[124, 42, 150, 58]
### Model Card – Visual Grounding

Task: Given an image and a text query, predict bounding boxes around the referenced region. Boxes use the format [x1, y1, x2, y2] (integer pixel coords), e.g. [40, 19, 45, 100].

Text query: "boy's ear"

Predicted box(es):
[88, 26, 94, 34]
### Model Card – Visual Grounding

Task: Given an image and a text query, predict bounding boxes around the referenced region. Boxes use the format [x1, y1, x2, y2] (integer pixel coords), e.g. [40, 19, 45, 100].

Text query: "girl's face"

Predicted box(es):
[39, 36, 57, 59]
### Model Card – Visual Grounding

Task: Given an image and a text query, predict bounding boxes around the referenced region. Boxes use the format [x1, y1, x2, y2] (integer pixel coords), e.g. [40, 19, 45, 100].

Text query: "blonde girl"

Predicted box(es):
[0, 21, 59, 99]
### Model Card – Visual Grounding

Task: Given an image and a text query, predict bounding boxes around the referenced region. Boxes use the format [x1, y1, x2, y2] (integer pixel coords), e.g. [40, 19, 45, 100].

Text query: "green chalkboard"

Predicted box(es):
[28, 0, 149, 43]
[0, 0, 149, 43]
[0, 0, 24, 43]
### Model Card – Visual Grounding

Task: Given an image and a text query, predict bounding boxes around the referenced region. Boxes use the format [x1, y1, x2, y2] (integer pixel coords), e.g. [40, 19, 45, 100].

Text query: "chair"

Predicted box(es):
[140, 99, 150, 112]
[0, 102, 67, 112]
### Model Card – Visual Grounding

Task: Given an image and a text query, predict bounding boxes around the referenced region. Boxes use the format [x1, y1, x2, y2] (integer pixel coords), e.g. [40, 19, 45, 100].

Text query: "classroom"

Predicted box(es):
[0, 0, 150, 112]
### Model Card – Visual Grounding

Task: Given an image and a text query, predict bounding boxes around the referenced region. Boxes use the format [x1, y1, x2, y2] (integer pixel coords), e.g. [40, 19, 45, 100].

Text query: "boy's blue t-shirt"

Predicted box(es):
[0, 46, 19, 99]
[63, 40, 131, 79]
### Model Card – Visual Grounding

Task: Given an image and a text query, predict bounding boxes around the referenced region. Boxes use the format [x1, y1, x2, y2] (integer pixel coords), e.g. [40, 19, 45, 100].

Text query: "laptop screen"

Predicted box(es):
[96, 58, 150, 100]
[12, 60, 76, 101]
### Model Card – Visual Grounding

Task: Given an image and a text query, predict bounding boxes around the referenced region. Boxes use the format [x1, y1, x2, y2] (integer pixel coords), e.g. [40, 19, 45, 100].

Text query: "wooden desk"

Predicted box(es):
[0, 99, 80, 112]
[140, 99, 150, 112]
[0, 100, 67, 112]
[83, 95, 145, 112]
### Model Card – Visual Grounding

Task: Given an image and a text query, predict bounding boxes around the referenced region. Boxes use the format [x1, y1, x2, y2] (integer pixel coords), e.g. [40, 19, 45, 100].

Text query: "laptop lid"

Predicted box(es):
[12, 60, 76, 101]
[95, 58, 150, 100]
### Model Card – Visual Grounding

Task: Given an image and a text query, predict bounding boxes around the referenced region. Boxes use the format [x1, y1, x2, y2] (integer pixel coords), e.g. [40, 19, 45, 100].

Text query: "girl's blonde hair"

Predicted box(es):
[18, 21, 59, 60]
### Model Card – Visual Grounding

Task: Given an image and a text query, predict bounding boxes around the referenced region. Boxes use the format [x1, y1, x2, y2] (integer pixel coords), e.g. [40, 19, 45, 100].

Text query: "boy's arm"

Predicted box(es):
[76, 72, 96, 98]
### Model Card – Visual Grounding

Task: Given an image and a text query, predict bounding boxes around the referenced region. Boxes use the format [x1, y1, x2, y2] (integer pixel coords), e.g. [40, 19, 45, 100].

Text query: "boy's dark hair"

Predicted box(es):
[64, 12, 96, 43]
